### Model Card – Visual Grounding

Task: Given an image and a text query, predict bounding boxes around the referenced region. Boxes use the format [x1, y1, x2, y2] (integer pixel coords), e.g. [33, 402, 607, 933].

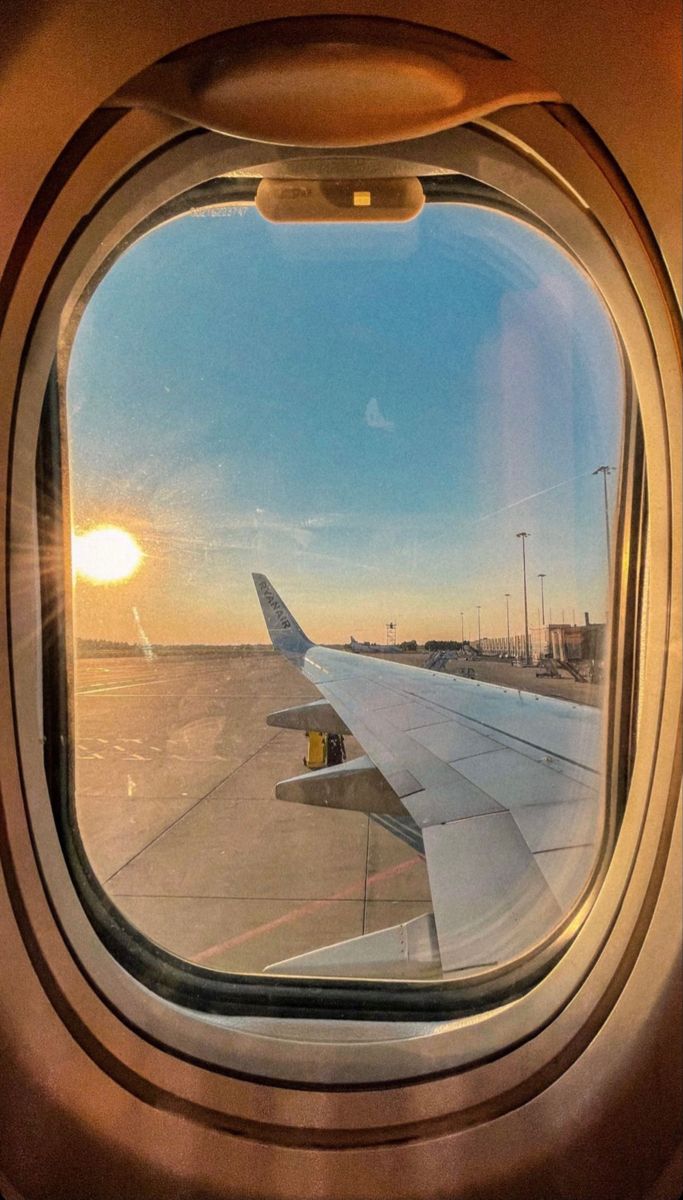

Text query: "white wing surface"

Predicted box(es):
[253, 575, 602, 975]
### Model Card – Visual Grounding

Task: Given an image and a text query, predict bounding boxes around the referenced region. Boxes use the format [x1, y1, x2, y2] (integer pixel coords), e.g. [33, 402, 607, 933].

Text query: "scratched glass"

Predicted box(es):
[65, 195, 623, 980]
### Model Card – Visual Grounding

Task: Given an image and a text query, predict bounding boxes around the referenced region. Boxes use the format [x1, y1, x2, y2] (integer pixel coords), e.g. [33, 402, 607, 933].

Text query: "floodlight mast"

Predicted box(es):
[516, 532, 531, 666]
[538, 573, 546, 626]
[538, 572, 547, 654]
[593, 465, 615, 570]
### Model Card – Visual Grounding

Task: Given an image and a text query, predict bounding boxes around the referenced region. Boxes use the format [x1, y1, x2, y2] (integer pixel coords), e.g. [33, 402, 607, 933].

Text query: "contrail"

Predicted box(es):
[421, 470, 593, 550]
[472, 471, 591, 524]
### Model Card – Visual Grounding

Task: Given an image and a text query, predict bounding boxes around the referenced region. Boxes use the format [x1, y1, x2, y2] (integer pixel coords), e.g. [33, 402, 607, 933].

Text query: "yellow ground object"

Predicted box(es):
[304, 730, 327, 769]
[304, 731, 346, 769]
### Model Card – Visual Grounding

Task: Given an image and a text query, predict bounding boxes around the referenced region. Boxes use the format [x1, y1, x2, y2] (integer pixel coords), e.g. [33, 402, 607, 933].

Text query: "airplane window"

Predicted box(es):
[61, 188, 624, 987]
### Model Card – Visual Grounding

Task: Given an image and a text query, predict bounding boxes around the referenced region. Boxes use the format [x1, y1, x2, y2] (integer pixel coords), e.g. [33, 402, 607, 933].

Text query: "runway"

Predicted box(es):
[74, 649, 599, 975]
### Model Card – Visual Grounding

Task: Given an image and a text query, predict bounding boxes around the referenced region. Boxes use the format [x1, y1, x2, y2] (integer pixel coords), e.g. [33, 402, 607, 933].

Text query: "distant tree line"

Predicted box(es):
[76, 639, 272, 658]
[424, 639, 463, 651]
[77, 639, 145, 657]
[397, 640, 418, 651]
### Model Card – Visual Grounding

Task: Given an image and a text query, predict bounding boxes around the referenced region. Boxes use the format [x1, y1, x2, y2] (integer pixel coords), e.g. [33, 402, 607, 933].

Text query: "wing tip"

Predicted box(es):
[252, 573, 313, 656]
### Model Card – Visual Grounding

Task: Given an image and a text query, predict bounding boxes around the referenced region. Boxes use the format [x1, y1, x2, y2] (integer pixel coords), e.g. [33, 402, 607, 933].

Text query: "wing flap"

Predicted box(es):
[534, 843, 597, 911]
[423, 812, 563, 972]
[264, 912, 439, 978]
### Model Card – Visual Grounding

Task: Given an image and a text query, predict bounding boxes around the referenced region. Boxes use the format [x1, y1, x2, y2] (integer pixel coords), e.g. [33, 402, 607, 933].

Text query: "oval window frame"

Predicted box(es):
[3, 102, 679, 1114]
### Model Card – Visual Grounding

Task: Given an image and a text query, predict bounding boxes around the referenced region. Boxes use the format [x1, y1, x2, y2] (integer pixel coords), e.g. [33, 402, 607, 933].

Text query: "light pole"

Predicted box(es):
[460, 610, 464, 648]
[504, 593, 511, 659]
[538, 573, 547, 657]
[516, 532, 531, 665]
[538, 573, 546, 625]
[477, 605, 481, 647]
[593, 466, 615, 568]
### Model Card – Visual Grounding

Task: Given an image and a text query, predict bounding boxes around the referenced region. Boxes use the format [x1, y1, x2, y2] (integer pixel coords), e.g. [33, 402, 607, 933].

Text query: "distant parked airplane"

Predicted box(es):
[349, 635, 393, 653]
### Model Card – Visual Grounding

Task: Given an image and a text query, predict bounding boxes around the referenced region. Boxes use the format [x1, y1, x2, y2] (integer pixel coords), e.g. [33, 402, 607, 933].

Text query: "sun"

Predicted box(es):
[73, 525, 144, 584]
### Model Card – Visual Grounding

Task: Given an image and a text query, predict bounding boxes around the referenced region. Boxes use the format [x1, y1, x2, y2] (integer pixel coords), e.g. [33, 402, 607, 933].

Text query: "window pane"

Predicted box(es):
[65, 197, 623, 981]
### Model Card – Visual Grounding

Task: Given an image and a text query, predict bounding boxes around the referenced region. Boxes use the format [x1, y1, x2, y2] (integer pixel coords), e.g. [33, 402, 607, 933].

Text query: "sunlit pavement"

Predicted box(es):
[75, 652, 432, 973]
[75, 649, 598, 974]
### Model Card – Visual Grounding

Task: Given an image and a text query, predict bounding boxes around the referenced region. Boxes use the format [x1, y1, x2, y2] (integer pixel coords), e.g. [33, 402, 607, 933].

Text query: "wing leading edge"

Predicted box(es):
[252, 575, 602, 976]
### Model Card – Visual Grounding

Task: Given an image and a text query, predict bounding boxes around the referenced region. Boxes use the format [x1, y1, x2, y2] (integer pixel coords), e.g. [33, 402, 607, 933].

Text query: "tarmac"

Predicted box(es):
[74, 648, 601, 975]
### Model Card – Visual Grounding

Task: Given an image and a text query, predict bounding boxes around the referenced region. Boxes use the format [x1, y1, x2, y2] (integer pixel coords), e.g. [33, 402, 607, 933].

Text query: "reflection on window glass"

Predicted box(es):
[65, 198, 623, 981]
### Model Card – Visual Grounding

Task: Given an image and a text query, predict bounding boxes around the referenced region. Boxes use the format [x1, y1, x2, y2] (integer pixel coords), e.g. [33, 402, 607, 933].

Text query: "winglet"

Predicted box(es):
[252, 574, 313, 658]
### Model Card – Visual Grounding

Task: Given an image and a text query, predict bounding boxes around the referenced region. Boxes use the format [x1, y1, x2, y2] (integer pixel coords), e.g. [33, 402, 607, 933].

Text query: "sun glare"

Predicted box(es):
[73, 526, 143, 584]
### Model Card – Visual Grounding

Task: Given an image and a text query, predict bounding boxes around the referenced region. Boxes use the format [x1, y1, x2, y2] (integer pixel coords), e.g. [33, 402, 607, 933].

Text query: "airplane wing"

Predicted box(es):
[252, 574, 602, 977]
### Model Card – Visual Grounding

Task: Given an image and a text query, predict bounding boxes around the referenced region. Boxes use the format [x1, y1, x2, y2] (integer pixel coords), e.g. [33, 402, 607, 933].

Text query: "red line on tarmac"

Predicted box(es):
[193, 855, 423, 963]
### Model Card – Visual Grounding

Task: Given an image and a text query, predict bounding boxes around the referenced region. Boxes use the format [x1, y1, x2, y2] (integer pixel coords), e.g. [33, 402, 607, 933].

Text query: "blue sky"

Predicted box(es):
[67, 202, 623, 645]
